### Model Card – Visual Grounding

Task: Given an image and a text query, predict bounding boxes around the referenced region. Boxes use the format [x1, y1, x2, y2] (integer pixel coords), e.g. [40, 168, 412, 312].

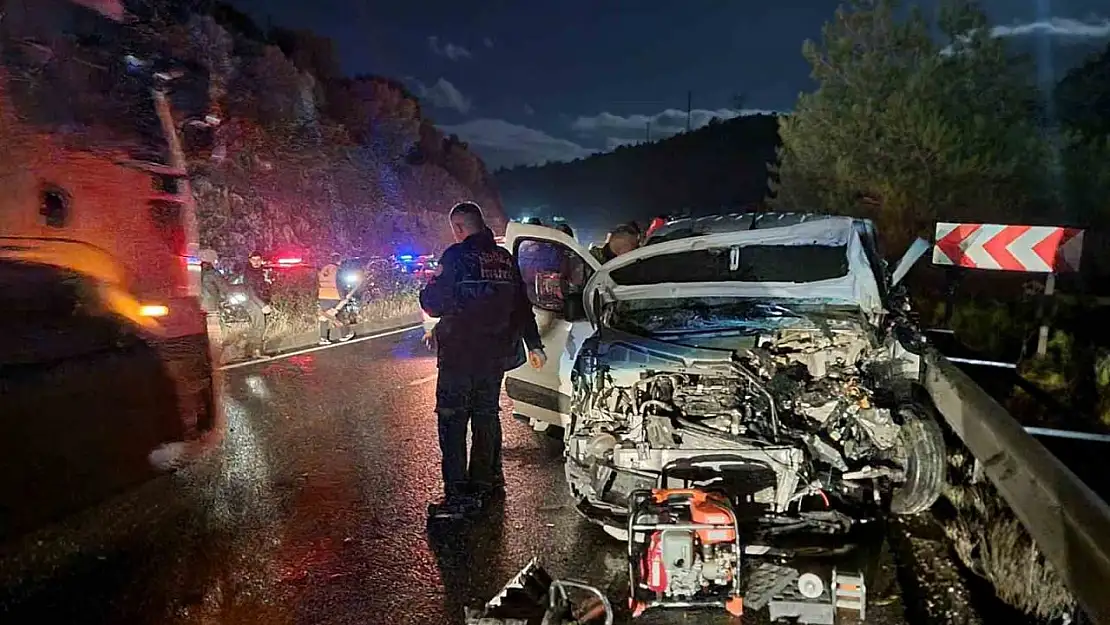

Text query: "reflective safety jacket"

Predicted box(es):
[317, 262, 340, 300]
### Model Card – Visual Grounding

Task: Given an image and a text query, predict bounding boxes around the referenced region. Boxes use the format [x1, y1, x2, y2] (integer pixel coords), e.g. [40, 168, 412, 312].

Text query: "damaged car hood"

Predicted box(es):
[583, 217, 884, 325]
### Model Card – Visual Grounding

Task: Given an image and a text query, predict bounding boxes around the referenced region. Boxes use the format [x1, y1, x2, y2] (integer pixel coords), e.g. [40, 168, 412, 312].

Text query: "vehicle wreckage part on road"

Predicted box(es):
[464, 557, 613, 625]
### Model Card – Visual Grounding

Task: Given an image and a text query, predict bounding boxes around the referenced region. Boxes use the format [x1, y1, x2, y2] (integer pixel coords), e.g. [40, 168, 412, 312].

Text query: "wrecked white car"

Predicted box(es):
[499, 213, 944, 541]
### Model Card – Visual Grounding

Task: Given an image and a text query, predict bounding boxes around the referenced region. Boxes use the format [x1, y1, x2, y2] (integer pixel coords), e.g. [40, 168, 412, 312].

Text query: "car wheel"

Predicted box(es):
[889, 403, 946, 516]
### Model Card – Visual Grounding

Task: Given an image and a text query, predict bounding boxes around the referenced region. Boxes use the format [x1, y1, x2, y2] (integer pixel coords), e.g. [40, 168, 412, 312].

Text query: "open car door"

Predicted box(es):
[503, 223, 601, 430]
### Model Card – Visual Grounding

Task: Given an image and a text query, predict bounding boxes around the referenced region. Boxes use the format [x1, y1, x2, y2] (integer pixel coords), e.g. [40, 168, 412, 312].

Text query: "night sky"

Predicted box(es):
[227, 0, 1110, 170]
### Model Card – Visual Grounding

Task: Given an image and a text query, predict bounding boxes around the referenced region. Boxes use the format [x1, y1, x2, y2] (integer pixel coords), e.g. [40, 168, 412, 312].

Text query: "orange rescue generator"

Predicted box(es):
[626, 488, 744, 618]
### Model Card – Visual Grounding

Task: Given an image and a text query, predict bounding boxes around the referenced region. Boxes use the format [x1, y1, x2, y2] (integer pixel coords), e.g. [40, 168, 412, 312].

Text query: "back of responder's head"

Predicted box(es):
[199, 248, 219, 267]
[608, 224, 640, 257]
[449, 201, 485, 242]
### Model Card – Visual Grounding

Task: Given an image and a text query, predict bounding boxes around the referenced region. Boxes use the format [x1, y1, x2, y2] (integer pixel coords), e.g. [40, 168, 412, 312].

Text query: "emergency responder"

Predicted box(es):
[317, 253, 353, 344]
[243, 251, 271, 358]
[589, 224, 640, 264]
[420, 201, 546, 518]
[198, 249, 229, 358]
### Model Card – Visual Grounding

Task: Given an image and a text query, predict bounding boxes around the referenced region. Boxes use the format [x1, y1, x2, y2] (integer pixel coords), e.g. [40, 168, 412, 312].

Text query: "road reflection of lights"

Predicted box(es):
[246, 374, 269, 399]
[209, 397, 276, 525]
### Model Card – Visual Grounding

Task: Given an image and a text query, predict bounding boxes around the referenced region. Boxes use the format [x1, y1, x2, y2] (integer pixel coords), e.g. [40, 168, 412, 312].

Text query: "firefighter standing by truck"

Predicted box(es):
[242, 251, 271, 358]
[198, 249, 230, 356]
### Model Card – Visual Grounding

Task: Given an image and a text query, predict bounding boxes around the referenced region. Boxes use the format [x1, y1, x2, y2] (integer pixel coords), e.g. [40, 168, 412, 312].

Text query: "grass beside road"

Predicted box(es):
[217, 291, 420, 362]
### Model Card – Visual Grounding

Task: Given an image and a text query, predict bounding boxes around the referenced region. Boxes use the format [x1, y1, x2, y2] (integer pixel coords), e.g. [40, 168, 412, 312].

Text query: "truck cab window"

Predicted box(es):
[40, 187, 69, 228]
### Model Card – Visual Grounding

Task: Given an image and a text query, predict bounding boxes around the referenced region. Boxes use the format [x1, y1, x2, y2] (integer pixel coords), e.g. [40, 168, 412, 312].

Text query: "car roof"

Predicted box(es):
[644, 212, 873, 245]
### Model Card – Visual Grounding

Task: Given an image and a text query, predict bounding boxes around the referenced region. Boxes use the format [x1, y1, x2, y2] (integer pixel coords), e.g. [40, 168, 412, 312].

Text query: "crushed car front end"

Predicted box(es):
[564, 216, 943, 545]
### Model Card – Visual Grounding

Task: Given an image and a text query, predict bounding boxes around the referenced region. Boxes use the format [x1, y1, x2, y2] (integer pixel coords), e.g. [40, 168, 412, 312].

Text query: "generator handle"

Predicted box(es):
[550, 579, 614, 625]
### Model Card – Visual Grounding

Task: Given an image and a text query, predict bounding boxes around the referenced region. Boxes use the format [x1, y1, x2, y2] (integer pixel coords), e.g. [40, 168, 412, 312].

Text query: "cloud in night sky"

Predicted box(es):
[990, 17, 1110, 39]
[606, 137, 640, 150]
[483, 37, 494, 48]
[572, 107, 779, 149]
[427, 36, 472, 61]
[942, 16, 1110, 55]
[572, 108, 778, 136]
[438, 119, 595, 170]
[523, 104, 535, 115]
[437, 107, 782, 169]
[412, 78, 472, 114]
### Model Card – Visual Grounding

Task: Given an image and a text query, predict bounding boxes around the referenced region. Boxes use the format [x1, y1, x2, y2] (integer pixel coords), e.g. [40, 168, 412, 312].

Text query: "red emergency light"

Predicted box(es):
[276, 257, 303, 265]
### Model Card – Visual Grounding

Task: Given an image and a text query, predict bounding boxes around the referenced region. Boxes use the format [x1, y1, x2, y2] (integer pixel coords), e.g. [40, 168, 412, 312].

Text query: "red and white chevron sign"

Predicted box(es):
[932, 222, 1084, 273]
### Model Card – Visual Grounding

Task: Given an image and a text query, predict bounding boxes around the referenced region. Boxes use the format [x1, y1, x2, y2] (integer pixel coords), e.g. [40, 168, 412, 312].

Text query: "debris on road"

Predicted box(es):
[465, 558, 613, 625]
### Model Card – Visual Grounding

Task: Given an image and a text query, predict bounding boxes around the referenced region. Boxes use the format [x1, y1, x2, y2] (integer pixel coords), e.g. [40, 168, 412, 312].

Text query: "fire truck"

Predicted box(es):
[0, 0, 221, 540]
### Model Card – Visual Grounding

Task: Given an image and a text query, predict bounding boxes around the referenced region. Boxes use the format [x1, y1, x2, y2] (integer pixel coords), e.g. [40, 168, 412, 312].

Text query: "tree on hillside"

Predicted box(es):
[1055, 41, 1110, 273]
[770, 0, 1052, 252]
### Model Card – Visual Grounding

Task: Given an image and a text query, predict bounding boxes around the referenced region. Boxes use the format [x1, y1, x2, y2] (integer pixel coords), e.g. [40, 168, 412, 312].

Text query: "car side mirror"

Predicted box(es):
[891, 237, 931, 287]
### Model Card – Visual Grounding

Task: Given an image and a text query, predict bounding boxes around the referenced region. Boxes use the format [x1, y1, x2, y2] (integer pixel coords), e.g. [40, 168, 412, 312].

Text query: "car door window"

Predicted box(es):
[515, 239, 592, 313]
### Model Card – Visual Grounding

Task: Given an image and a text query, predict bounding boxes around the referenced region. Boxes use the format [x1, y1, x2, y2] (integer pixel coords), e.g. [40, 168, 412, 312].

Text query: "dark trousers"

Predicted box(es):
[244, 301, 266, 351]
[435, 368, 505, 497]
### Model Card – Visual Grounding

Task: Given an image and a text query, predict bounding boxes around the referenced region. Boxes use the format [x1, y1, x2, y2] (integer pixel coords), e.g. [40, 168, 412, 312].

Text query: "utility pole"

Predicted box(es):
[686, 90, 692, 132]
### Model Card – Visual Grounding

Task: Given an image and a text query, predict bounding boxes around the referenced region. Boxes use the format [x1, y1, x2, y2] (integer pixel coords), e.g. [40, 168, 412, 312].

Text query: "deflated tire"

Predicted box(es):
[889, 403, 946, 516]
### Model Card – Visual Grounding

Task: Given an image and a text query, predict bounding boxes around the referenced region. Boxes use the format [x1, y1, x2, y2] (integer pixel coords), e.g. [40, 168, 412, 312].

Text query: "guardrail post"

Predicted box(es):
[1036, 273, 1056, 357]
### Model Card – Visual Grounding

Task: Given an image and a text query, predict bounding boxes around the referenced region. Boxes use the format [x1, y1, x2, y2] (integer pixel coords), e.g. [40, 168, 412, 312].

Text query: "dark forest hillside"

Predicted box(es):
[492, 114, 781, 239]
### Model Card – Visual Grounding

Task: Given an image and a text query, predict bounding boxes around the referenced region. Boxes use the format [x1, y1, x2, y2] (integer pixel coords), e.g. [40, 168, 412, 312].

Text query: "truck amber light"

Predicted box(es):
[140, 304, 170, 317]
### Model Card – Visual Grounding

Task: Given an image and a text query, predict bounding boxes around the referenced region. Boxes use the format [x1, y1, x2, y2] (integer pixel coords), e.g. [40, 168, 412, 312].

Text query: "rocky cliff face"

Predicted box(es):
[1, 1, 505, 263]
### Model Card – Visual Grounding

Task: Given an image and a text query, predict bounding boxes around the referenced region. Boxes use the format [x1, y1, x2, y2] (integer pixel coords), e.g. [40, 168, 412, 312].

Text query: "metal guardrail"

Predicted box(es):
[923, 349, 1110, 623]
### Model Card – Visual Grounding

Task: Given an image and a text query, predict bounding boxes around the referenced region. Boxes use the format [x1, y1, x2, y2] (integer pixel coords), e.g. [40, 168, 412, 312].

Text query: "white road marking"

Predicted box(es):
[407, 374, 438, 387]
[218, 324, 422, 371]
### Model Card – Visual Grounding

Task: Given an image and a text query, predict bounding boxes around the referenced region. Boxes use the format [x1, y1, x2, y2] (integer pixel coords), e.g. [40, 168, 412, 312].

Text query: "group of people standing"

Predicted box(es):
[198, 249, 360, 362]
[199, 249, 272, 360]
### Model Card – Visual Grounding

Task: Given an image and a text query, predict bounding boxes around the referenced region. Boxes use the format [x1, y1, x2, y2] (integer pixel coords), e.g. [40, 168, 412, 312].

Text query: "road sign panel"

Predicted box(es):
[932, 222, 1083, 273]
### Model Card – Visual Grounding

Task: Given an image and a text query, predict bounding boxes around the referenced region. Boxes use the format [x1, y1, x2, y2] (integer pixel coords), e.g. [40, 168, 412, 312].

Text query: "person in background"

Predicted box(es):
[242, 251, 271, 359]
[623, 220, 643, 243]
[555, 223, 574, 239]
[198, 249, 230, 357]
[317, 253, 353, 344]
[589, 224, 640, 264]
[420, 201, 546, 518]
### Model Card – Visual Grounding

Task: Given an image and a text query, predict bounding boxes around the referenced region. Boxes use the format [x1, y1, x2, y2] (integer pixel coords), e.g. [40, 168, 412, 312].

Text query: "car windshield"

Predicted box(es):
[607, 244, 849, 285]
[610, 297, 860, 336]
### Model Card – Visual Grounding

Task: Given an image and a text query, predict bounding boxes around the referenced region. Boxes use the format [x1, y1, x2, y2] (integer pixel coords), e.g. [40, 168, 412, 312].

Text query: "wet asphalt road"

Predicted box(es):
[0, 328, 913, 625]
